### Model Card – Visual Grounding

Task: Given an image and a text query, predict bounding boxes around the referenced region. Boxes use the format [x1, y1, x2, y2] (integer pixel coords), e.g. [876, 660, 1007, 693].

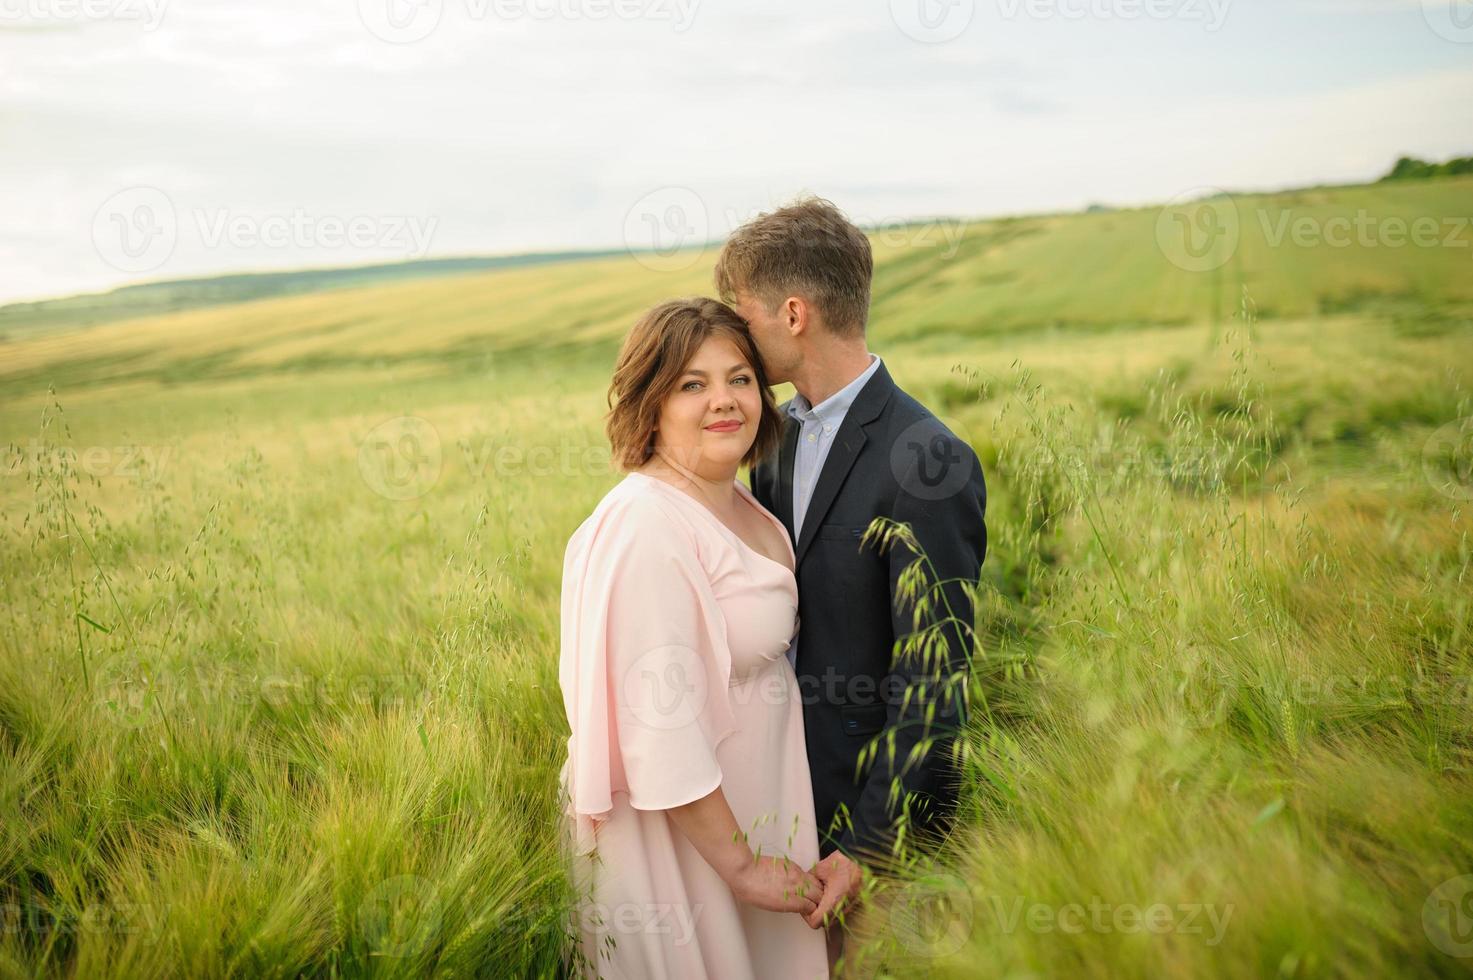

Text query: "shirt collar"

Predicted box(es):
[787, 353, 882, 424]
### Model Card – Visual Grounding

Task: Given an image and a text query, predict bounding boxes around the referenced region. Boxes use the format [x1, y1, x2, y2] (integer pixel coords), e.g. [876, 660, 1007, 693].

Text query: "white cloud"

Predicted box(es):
[1, 0, 1467, 303]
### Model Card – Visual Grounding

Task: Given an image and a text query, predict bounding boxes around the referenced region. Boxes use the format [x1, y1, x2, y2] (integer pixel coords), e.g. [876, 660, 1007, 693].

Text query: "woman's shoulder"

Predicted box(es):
[565, 473, 698, 558]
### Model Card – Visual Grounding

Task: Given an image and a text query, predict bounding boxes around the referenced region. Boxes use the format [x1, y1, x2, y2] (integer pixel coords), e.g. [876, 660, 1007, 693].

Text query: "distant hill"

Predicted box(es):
[2, 175, 1469, 396]
[0, 250, 624, 338]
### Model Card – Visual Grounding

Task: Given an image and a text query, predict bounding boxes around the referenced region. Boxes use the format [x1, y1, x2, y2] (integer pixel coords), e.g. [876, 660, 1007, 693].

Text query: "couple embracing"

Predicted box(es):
[557, 198, 988, 978]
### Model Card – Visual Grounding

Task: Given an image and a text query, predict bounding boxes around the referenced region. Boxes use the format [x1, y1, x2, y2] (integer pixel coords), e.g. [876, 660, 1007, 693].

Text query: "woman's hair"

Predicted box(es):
[606, 297, 783, 471]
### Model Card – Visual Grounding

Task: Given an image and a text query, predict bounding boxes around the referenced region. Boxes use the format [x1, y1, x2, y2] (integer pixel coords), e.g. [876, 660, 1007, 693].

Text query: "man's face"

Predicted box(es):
[731, 289, 795, 385]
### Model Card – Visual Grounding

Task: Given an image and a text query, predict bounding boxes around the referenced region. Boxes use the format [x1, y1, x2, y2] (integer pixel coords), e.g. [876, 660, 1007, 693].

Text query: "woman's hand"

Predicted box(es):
[728, 854, 822, 915]
[665, 787, 819, 915]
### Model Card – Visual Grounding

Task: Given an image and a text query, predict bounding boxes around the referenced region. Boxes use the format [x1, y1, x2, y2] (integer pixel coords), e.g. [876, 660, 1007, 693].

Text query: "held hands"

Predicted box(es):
[729, 854, 824, 916]
[725, 848, 865, 928]
[802, 851, 864, 929]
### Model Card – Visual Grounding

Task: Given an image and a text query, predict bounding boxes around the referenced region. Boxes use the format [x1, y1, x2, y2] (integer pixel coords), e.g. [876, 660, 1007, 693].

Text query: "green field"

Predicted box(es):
[2, 178, 1472, 978]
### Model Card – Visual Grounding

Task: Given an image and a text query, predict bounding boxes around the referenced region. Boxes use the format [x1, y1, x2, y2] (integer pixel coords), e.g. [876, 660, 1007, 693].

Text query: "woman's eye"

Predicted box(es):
[682, 381, 703, 392]
[731, 375, 751, 385]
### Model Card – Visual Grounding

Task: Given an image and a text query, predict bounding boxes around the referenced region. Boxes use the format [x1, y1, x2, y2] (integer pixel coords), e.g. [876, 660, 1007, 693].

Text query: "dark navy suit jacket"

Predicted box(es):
[749, 360, 987, 862]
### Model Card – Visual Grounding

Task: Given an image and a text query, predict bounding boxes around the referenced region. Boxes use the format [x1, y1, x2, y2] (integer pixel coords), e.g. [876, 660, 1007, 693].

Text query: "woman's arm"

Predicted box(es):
[667, 786, 822, 916]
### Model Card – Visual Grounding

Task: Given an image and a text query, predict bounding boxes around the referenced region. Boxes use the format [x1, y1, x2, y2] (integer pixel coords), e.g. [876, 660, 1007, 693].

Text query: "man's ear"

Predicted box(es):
[784, 296, 809, 338]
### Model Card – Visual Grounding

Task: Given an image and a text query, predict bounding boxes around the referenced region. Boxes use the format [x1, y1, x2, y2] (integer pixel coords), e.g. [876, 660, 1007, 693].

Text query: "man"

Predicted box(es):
[715, 197, 988, 967]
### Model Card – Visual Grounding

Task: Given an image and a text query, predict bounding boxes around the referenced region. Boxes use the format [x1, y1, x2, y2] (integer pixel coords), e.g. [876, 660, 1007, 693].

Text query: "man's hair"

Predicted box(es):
[714, 196, 873, 338]
[605, 297, 783, 471]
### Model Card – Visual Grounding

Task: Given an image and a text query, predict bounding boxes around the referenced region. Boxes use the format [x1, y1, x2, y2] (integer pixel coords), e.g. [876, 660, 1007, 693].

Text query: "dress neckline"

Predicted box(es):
[626, 471, 796, 576]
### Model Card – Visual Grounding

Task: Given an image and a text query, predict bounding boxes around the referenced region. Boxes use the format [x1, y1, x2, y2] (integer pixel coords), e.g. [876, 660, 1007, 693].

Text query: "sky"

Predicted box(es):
[2, 0, 1471, 304]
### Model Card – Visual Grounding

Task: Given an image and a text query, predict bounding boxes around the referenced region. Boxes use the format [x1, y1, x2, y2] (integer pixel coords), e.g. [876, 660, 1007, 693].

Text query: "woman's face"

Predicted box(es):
[651, 334, 762, 479]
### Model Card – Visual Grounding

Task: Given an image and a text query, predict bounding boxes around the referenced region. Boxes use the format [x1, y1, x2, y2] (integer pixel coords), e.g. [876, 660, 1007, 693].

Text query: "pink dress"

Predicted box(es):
[557, 471, 829, 980]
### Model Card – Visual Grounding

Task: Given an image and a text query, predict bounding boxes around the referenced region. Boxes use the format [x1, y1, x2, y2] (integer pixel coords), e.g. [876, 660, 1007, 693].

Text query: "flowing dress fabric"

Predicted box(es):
[557, 472, 828, 980]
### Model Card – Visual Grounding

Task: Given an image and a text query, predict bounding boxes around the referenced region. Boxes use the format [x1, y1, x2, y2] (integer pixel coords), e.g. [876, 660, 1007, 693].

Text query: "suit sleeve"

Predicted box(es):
[837, 425, 987, 861]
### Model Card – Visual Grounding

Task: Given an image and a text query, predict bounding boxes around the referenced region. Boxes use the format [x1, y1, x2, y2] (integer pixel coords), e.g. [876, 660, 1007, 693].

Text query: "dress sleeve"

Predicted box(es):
[558, 491, 737, 855]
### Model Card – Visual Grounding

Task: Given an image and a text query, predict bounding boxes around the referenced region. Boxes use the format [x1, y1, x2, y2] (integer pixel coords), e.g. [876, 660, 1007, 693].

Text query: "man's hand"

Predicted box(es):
[803, 851, 864, 929]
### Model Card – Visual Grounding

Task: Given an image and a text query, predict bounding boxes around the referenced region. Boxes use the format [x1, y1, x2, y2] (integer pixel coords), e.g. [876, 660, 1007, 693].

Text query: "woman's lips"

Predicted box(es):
[705, 420, 743, 432]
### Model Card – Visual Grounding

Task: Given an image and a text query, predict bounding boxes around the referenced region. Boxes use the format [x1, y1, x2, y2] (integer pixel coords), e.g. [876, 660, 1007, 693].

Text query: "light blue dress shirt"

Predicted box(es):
[789, 352, 883, 543]
[783, 352, 882, 669]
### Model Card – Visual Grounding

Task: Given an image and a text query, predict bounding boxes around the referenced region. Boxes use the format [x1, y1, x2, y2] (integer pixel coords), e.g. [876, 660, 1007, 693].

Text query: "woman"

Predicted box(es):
[557, 298, 830, 979]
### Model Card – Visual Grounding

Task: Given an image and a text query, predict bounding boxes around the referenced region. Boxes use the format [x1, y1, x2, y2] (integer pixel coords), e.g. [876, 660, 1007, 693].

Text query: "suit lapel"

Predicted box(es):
[793, 362, 895, 565]
[776, 413, 799, 539]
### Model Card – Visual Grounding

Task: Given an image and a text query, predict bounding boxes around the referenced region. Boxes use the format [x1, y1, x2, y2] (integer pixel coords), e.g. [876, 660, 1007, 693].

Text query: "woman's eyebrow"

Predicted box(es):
[681, 364, 752, 377]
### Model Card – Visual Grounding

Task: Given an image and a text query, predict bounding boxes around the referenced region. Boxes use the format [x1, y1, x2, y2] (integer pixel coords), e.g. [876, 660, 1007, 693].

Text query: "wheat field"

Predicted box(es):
[2, 179, 1472, 978]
